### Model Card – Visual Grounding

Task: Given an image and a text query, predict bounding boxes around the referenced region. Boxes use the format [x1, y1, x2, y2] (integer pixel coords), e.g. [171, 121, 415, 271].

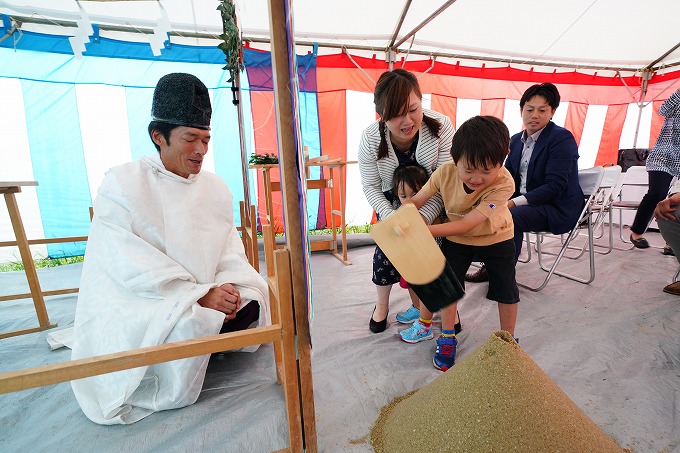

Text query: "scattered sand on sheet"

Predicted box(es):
[371, 331, 625, 453]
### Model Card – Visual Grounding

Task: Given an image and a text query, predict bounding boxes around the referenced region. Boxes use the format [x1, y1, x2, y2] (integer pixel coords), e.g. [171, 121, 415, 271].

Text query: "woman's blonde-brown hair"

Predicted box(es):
[374, 69, 441, 160]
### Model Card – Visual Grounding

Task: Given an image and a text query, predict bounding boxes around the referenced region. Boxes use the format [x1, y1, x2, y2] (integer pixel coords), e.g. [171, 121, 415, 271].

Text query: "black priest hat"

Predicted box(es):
[151, 73, 212, 130]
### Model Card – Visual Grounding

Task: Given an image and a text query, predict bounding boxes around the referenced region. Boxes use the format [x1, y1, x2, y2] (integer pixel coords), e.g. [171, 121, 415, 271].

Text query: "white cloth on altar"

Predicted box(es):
[71, 153, 269, 425]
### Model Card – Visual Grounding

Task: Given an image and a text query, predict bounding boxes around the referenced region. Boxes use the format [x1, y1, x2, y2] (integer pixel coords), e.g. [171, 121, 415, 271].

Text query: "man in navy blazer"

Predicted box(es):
[467, 82, 583, 282]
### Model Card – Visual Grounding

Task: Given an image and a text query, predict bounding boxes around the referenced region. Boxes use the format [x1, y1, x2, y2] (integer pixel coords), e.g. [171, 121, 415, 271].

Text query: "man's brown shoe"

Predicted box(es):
[663, 281, 680, 296]
[465, 264, 489, 283]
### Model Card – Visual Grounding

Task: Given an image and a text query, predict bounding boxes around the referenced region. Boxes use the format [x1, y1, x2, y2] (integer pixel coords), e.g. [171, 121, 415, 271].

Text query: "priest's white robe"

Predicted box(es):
[71, 154, 270, 425]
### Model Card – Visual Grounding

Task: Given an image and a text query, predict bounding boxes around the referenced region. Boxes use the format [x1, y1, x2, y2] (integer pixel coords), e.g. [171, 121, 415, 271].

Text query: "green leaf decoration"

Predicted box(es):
[217, 0, 244, 83]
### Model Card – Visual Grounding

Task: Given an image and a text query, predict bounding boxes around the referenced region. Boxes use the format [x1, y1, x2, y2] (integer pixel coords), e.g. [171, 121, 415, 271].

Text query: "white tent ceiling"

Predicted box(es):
[2, 0, 680, 74]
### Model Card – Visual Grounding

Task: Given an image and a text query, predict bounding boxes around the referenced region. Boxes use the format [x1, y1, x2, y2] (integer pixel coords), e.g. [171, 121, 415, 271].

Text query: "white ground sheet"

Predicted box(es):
[1, 230, 679, 452]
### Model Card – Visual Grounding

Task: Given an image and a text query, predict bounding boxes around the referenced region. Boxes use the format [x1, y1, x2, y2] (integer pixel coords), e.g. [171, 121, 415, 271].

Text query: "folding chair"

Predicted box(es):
[610, 165, 649, 249]
[518, 232, 534, 264]
[518, 166, 605, 292]
[531, 165, 623, 260]
[589, 165, 623, 254]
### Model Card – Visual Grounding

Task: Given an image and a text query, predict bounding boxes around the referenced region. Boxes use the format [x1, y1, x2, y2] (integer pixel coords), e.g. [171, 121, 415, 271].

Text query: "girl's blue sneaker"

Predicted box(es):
[395, 305, 420, 324]
[399, 320, 434, 343]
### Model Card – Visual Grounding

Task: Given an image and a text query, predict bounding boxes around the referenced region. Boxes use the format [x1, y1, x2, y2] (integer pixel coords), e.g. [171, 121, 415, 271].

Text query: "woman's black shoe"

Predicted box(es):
[630, 235, 650, 249]
[369, 306, 388, 333]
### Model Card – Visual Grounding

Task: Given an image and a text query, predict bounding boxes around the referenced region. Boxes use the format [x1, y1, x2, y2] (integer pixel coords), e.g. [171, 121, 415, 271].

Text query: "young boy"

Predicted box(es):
[399, 115, 519, 371]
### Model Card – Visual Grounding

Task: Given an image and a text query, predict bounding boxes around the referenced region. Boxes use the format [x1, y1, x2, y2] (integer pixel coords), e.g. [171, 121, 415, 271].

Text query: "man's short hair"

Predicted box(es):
[148, 121, 177, 152]
[519, 82, 561, 110]
[450, 115, 509, 168]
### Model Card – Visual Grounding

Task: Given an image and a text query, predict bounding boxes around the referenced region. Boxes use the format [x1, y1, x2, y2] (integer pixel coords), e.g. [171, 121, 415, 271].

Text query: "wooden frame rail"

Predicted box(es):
[237, 201, 260, 272]
[0, 248, 305, 453]
[0, 234, 87, 303]
[1, 182, 90, 339]
[249, 160, 355, 265]
[307, 159, 355, 265]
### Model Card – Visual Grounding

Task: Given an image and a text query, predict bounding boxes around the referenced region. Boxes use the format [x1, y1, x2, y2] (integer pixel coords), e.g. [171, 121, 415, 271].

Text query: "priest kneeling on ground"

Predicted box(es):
[71, 73, 270, 425]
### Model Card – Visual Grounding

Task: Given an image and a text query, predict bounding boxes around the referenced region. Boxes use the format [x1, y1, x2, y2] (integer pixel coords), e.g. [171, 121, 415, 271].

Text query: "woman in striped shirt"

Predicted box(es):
[358, 69, 456, 334]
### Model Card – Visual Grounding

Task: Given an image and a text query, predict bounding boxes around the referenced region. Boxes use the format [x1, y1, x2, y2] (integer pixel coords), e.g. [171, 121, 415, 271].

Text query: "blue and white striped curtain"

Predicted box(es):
[0, 30, 255, 260]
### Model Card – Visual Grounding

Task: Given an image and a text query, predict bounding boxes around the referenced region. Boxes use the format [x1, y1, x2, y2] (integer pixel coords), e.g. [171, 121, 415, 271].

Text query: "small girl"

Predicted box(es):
[392, 163, 446, 325]
[393, 162, 431, 208]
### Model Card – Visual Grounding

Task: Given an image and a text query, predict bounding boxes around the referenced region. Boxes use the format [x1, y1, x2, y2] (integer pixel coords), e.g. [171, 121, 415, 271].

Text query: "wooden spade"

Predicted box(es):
[370, 204, 464, 312]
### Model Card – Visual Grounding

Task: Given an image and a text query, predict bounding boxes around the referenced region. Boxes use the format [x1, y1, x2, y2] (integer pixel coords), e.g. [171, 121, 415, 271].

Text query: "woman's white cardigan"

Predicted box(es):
[358, 108, 454, 223]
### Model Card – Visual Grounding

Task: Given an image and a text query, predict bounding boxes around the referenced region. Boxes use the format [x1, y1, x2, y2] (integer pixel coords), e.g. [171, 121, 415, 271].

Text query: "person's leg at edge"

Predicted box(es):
[440, 303, 458, 332]
[656, 207, 680, 295]
[440, 239, 470, 327]
[433, 303, 459, 370]
[631, 170, 674, 241]
[371, 244, 400, 323]
[220, 301, 260, 333]
[373, 284, 391, 322]
[406, 288, 421, 310]
[657, 208, 680, 265]
[497, 303, 518, 337]
[399, 298, 435, 342]
[430, 238, 470, 370]
[396, 288, 422, 324]
[510, 204, 550, 264]
[481, 238, 520, 338]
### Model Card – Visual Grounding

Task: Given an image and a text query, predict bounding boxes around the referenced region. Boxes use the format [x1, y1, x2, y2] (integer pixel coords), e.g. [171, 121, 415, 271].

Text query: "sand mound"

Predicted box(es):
[371, 331, 624, 452]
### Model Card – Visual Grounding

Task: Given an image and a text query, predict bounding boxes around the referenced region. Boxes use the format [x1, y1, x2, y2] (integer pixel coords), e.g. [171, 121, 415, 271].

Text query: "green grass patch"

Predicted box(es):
[308, 224, 372, 235]
[0, 256, 84, 272]
[247, 223, 373, 238]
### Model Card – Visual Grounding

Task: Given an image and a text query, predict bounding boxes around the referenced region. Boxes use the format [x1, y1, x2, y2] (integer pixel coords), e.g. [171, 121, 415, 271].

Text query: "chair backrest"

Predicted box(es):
[621, 165, 648, 185]
[593, 165, 622, 205]
[600, 165, 622, 189]
[578, 166, 605, 196]
[615, 165, 648, 204]
[609, 172, 627, 203]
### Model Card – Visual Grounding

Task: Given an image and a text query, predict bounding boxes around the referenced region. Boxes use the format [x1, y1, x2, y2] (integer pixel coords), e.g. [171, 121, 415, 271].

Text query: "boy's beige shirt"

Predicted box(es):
[419, 162, 515, 246]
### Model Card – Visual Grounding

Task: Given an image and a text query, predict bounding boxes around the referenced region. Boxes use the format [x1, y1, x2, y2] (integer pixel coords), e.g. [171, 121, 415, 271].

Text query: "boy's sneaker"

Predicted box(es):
[433, 335, 458, 371]
[399, 320, 434, 343]
[396, 305, 420, 324]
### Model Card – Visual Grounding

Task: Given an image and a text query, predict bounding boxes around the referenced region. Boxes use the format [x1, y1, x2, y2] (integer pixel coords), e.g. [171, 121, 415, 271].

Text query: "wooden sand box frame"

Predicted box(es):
[371, 331, 625, 452]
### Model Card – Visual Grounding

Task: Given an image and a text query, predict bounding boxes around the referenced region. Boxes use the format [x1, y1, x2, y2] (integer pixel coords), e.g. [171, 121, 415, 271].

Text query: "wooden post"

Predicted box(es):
[266, 1, 318, 451]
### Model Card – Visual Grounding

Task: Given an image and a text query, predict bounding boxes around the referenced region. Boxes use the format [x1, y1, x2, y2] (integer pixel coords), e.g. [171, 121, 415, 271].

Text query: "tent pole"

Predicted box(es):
[267, 0, 318, 451]
[233, 69, 252, 208]
[645, 41, 680, 71]
[387, 47, 396, 71]
[221, 0, 251, 208]
[388, 0, 412, 49]
[343, 47, 377, 84]
[387, 0, 412, 70]
[393, 0, 459, 48]
[633, 69, 652, 148]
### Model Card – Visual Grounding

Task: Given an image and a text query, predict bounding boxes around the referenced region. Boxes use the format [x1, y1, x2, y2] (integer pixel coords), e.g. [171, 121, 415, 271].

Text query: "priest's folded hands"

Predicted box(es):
[197, 284, 242, 321]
